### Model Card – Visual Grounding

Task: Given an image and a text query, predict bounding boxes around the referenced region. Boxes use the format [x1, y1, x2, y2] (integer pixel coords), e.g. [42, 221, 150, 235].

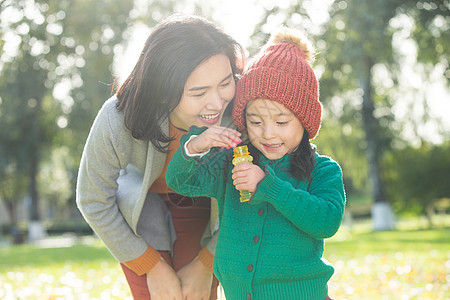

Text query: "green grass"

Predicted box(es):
[0, 220, 449, 300]
[0, 238, 130, 299]
[0, 244, 109, 269]
[326, 227, 449, 255]
[324, 226, 449, 299]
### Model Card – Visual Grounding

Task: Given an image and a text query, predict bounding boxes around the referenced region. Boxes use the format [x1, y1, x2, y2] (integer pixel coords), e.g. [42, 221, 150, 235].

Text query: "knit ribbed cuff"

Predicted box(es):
[198, 246, 214, 272]
[123, 246, 161, 276]
[251, 165, 285, 205]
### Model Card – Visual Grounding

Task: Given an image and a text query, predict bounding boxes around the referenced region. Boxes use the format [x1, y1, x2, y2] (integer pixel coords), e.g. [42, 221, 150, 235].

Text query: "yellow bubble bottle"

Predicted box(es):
[232, 145, 254, 202]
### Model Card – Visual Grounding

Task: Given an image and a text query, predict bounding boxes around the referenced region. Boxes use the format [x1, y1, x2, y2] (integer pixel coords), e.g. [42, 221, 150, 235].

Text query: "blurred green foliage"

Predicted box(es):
[383, 141, 450, 216]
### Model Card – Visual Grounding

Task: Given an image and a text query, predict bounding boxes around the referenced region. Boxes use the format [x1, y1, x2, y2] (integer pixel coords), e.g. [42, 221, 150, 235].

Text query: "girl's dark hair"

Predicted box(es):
[289, 131, 316, 182]
[116, 14, 244, 152]
[248, 131, 316, 182]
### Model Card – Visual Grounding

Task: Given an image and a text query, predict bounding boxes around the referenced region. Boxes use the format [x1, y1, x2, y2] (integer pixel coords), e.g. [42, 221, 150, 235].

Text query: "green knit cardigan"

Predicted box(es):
[166, 126, 346, 300]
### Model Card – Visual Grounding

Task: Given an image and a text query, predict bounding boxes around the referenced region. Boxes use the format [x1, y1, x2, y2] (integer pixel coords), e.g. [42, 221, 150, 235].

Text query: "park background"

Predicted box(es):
[0, 0, 449, 299]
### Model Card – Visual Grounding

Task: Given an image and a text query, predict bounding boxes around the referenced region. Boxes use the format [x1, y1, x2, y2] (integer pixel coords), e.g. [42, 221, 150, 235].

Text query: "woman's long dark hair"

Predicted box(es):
[116, 14, 244, 152]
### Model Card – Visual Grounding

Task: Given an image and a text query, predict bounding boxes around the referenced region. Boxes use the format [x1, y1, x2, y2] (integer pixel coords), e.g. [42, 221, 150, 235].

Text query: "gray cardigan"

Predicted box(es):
[76, 96, 218, 263]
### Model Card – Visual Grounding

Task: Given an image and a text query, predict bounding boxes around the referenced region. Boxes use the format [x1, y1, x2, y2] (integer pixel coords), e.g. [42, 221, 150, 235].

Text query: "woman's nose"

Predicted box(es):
[206, 90, 224, 110]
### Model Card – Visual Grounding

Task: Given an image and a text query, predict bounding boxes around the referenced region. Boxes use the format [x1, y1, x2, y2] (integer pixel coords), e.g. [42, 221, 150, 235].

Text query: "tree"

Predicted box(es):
[319, 0, 407, 230]
[320, 0, 448, 229]
[0, 0, 57, 239]
[0, 0, 133, 240]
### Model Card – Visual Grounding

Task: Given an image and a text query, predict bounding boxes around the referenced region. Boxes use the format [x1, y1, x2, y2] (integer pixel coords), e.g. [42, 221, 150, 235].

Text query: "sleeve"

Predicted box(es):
[198, 246, 215, 271]
[250, 156, 346, 239]
[123, 247, 161, 275]
[76, 102, 159, 275]
[166, 126, 229, 200]
[184, 135, 211, 157]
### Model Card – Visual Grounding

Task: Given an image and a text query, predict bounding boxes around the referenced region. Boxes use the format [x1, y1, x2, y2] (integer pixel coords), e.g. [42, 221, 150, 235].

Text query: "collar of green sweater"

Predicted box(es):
[259, 154, 290, 166]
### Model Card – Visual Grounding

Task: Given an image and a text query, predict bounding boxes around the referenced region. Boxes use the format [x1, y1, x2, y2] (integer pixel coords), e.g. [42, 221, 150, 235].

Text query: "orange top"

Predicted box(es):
[124, 124, 214, 275]
[148, 123, 185, 194]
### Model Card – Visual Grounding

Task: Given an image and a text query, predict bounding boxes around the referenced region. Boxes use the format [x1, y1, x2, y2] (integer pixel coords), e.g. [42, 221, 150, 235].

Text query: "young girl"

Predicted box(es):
[76, 14, 244, 300]
[166, 29, 345, 300]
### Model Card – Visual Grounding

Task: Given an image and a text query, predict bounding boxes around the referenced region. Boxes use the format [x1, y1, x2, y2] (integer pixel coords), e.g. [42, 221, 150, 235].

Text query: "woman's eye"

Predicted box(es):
[192, 92, 206, 97]
[220, 81, 231, 88]
[277, 121, 289, 125]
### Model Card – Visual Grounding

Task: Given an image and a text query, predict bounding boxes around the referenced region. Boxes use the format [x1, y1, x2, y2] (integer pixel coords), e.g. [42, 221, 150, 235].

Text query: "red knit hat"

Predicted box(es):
[233, 29, 322, 139]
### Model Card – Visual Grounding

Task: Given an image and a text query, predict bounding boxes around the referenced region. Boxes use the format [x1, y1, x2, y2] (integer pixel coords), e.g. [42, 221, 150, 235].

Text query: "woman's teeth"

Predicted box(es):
[200, 113, 219, 120]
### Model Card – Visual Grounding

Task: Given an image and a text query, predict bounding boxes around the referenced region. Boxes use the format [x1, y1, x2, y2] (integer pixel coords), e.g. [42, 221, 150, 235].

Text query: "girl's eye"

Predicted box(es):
[249, 121, 261, 126]
[277, 121, 289, 125]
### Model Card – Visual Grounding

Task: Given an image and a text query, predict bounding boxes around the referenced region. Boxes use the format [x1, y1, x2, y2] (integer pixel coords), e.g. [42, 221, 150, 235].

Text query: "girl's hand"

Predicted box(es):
[146, 257, 183, 300]
[232, 163, 265, 193]
[176, 256, 213, 300]
[187, 126, 241, 154]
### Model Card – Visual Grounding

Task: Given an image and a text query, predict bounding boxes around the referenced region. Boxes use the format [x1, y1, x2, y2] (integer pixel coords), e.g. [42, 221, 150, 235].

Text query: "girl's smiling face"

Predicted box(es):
[169, 54, 235, 130]
[245, 99, 304, 160]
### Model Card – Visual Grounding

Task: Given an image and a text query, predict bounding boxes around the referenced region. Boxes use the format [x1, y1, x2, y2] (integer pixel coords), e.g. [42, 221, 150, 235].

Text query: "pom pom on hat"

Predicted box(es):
[233, 28, 322, 139]
[270, 29, 314, 62]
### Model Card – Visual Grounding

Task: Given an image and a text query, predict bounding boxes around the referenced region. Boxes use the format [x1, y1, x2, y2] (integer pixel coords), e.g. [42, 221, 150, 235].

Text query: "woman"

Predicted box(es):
[76, 14, 244, 300]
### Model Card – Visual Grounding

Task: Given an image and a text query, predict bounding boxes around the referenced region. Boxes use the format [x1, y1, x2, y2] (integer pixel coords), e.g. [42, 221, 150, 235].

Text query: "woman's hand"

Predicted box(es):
[187, 125, 241, 154]
[232, 163, 265, 193]
[146, 257, 183, 300]
[176, 256, 213, 300]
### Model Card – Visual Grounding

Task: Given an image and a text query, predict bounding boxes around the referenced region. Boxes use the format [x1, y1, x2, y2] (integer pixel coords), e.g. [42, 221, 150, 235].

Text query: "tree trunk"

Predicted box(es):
[28, 97, 46, 242]
[29, 150, 40, 222]
[360, 57, 395, 231]
[426, 204, 434, 228]
[4, 198, 18, 224]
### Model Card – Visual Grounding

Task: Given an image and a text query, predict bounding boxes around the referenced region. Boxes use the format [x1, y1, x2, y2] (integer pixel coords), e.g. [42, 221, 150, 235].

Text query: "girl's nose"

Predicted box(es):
[262, 124, 276, 140]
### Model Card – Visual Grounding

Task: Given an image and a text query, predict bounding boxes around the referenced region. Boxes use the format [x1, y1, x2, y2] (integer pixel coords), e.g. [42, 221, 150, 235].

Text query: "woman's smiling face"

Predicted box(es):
[169, 54, 235, 130]
[245, 99, 304, 160]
